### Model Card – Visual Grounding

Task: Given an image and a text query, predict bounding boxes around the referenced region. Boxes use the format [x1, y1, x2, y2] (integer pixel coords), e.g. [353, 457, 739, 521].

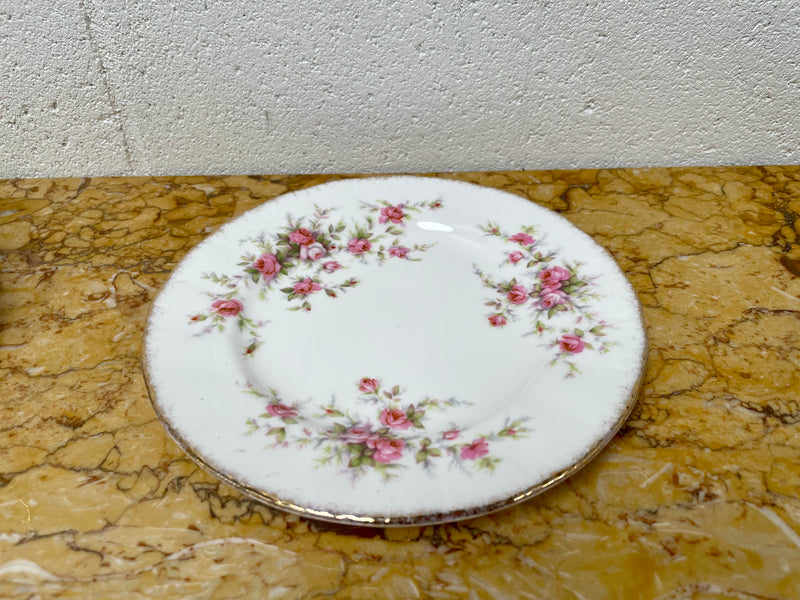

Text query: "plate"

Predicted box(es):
[143, 176, 647, 526]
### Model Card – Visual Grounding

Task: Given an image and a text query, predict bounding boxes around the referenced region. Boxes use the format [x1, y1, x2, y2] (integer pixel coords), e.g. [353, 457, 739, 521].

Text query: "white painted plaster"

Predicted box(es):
[2, 1, 799, 177]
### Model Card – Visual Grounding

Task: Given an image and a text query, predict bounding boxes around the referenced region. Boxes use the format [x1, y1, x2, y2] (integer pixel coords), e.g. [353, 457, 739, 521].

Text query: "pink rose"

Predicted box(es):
[348, 238, 372, 254]
[558, 333, 586, 354]
[488, 314, 507, 327]
[342, 426, 372, 443]
[322, 261, 342, 273]
[292, 278, 321, 295]
[211, 298, 243, 317]
[442, 429, 460, 440]
[358, 377, 378, 393]
[539, 266, 571, 289]
[507, 284, 529, 305]
[368, 437, 406, 463]
[460, 438, 490, 460]
[508, 251, 524, 264]
[539, 290, 566, 309]
[253, 253, 281, 280]
[265, 403, 297, 418]
[288, 227, 315, 245]
[388, 246, 410, 259]
[300, 242, 327, 261]
[509, 232, 535, 246]
[379, 205, 406, 224]
[541, 283, 562, 294]
[379, 407, 412, 430]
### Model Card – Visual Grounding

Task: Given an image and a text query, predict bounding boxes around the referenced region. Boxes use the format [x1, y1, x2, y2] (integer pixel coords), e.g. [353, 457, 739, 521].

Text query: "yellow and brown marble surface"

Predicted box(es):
[2, 168, 800, 599]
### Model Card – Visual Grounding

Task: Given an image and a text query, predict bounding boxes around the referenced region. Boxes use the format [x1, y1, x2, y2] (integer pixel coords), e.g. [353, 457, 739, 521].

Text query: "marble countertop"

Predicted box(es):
[2, 168, 800, 599]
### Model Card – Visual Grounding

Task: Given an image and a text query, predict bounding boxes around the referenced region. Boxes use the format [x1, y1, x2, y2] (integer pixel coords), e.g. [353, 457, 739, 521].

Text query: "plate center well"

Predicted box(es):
[237, 233, 552, 434]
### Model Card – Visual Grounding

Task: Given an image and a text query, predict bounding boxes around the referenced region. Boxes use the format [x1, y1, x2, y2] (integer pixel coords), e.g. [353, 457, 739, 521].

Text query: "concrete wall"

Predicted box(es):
[2, 1, 799, 178]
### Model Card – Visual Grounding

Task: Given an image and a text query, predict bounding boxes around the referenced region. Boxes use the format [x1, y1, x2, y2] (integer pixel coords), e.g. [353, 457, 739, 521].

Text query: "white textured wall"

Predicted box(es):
[2, 1, 799, 178]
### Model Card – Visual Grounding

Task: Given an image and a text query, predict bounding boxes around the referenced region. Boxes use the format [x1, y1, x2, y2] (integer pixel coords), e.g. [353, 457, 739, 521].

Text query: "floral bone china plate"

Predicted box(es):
[143, 176, 647, 526]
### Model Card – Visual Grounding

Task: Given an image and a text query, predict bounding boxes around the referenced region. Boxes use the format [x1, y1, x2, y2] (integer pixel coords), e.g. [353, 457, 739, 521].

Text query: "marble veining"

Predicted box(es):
[2, 168, 800, 599]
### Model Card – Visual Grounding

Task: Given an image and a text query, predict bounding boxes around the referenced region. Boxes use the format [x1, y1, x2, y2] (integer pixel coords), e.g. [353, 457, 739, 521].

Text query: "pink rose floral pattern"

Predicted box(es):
[245, 377, 529, 481]
[474, 221, 613, 376]
[188, 199, 443, 355]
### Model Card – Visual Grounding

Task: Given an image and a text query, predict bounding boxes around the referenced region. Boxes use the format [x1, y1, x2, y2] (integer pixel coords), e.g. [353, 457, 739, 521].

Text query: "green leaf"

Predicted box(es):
[282, 417, 298, 425]
[476, 456, 499, 472]
[250, 272, 260, 283]
[547, 306, 557, 319]
[574, 328, 584, 337]
[392, 384, 401, 396]
[280, 287, 294, 293]
[415, 450, 428, 464]
[406, 405, 414, 417]
[276, 428, 286, 443]
[348, 456, 362, 468]
[428, 448, 442, 457]
[413, 421, 425, 429]
[420, 437, 432, 448]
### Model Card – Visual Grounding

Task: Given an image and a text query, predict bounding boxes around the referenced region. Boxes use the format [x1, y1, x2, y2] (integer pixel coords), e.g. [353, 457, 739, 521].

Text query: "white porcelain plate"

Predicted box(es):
[144, 176, 647, 526]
